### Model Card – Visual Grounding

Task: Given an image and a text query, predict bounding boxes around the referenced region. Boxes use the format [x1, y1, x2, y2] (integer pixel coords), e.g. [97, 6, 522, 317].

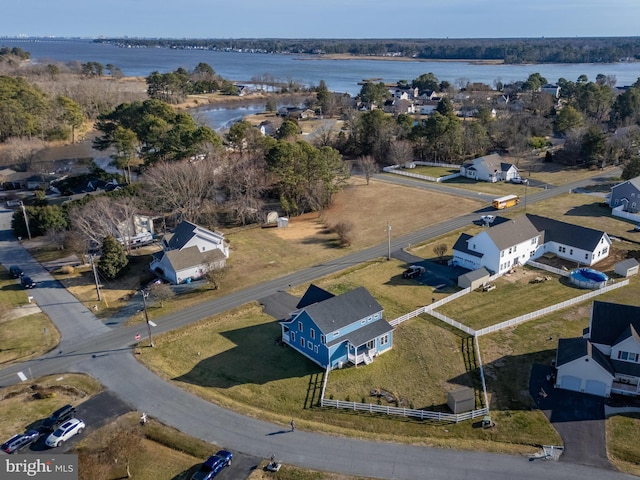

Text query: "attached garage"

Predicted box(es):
[559, 375, 581, 392]
[585, 380, 607, 397]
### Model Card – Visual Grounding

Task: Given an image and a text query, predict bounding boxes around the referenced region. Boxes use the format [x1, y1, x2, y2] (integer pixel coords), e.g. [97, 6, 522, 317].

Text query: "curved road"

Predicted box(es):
[1, 171, 633, 480]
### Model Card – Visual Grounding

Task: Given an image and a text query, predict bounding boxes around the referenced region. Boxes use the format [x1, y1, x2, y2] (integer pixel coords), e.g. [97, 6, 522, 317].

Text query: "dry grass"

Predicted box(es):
[606, 413, 640, 476]
[0, 374, 102, 440]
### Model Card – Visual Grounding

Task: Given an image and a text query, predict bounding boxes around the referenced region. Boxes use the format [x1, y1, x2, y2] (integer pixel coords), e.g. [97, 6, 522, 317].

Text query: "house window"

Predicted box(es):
[333, 331, 339, 337]
[603, 247, 608, 255]
[291, 332, 295, 342]
[501, 251, 504, 257]
[361, 319, 366, 325]
[310, 328, 315, 340]
[314, 345, 318, 354]
[298, 321, 303, 332]
[618, 351, 639, 362]
[321, 334, 325, 344]
[585, 253, 589, 260]
[366, 340, 375, 349]
[569, 249, 573, 255]
[380, 334, 389, 346]
[300, 338, 305, 348]
[531, 238, 536, 245]
[307, 340, 313, 350]
[508, 247, 512, 254]
[633, 202, 637, 210]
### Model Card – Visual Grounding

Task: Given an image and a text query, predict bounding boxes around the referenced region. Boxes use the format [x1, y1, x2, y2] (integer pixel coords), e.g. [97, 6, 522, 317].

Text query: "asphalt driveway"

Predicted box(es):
[530, 364, 611, 469]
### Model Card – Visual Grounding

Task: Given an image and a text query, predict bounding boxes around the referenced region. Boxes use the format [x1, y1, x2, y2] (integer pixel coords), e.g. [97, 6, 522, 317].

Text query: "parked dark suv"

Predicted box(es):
[9, 265, 24, 278]
[20, 276, 36, 289]
[42, 404, 76, 431]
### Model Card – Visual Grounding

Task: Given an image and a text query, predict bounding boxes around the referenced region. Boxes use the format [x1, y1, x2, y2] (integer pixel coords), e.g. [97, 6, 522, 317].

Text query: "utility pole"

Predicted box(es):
[90, 255, 102, 301]
[20, 201, 31, 240]
[387, 221, 391, 260]
[141, 289, 154, 347]
[524, 179, 529, 213]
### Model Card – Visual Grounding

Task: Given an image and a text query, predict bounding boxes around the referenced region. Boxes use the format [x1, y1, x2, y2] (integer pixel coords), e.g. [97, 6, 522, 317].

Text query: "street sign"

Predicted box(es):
[135, 333, 141, 342]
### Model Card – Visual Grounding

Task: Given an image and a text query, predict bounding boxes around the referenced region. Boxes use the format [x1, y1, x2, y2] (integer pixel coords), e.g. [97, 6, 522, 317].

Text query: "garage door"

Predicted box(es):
[585, 380, 607, 397]
[560, 375, 581, 392]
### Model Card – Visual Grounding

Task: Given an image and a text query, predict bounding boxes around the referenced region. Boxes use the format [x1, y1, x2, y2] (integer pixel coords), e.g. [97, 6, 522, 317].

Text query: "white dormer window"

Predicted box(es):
[298, 321, 303, 332]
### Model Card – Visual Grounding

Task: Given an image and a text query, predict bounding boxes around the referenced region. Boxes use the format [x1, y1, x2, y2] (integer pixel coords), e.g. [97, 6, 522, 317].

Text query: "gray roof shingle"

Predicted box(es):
[303, 286, 383, 334]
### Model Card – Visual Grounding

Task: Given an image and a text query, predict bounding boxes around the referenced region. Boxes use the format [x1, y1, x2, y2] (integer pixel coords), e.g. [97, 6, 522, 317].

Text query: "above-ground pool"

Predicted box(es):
[570, 268, 609, 289]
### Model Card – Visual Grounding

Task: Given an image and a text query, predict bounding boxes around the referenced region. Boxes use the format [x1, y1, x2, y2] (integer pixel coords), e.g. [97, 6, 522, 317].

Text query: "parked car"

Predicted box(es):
[480, 214, 495, 224]
[45, 418, 85, 448]
[1, 430, 40, 454]
[20, 276, 35, 289]
[402, 265, 426, 279]
[510, 177, 527, 184]
[42, 404, 76, 431]
[9, 265, 24, 278]
[634, 224, 640, 232]
[191, 450, 233, 480]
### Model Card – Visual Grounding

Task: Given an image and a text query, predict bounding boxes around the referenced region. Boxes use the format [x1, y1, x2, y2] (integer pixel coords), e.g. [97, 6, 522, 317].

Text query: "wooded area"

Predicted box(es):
[97, 37, 640, 64]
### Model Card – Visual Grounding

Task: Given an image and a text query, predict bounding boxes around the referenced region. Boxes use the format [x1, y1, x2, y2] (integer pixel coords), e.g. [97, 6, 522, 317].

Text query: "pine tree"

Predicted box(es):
[98, 235, 128, 279]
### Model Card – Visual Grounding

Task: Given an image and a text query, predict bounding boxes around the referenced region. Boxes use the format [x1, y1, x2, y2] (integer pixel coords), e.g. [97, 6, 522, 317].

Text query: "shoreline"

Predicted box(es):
[313, 53, 504, 65]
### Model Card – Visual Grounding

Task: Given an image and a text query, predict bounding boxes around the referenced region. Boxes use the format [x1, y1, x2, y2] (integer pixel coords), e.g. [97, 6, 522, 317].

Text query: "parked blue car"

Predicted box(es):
[191, 450, 232, 480]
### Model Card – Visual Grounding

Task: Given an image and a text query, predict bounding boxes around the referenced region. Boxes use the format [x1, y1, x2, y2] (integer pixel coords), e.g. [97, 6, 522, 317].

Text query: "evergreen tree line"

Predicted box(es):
[97, 37, 640, 64]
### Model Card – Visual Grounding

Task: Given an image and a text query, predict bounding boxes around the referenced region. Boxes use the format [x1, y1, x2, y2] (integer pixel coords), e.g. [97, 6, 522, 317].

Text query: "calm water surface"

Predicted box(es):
[6, 38, 640, 96]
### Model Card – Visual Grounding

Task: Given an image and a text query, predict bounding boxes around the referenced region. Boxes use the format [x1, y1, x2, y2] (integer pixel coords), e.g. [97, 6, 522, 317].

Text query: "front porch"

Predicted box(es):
[611, 380, 640, 396]
[347, 342, 376, 366]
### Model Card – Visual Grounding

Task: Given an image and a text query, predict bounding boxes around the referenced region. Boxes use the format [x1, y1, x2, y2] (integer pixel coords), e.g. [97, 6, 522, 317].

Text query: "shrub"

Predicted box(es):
[57, 265, 75, 275]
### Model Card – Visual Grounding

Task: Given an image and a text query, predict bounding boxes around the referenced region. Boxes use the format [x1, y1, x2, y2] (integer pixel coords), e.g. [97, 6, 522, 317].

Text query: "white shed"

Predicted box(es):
[614, 258, 639, 278]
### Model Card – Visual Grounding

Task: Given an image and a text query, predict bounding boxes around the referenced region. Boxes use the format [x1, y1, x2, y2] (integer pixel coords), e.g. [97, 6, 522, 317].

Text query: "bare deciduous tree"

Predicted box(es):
[387, 140, 414, 167]
[204, 265, 228, 290]
[356, 155, 378, 185]
[141, 157, 221, 223]
[220, 153, 267, 225]
[433, 243, 448, 263]
[68, 196, 139, 252]
[148, 282, 174, 308]
[0, 137, 46, 170]
[332, 221, 354, 247]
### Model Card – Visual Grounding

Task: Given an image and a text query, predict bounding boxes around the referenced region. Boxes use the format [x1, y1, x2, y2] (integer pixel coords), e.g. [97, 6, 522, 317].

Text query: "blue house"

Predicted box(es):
[281, 285, 394, 369]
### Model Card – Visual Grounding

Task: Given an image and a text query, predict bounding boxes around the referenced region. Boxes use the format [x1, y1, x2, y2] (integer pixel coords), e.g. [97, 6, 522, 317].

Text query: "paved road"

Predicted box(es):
[1, 170, 634, 480]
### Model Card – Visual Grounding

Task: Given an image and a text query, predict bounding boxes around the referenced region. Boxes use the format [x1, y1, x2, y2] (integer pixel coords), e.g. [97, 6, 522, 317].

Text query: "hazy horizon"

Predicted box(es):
[5, 1, 639, 39]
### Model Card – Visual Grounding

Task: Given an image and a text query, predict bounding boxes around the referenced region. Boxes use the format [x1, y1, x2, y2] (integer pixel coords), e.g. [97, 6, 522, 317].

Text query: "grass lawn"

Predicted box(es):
[410, 165, 460, 178]
[434, 268, 586, 331]
[606, 413, 640, 477]
[0, 266, 61, 365]
[0, 313, 60, 364]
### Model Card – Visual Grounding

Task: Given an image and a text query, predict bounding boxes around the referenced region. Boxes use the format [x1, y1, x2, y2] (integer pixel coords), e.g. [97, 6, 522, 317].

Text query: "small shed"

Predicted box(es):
[458, 267, 490, 289]
[614, 258, 639, 278]
[277, 217, 289, 228]
[447, 387, 475, 414]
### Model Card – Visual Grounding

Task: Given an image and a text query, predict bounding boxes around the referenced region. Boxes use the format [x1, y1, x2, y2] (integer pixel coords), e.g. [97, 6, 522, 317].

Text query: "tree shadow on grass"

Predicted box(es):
[173, 321, 322, 389]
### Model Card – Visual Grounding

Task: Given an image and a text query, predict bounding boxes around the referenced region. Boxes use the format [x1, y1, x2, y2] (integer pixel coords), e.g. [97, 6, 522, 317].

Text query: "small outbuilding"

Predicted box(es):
[458, 267, 491, 289]
[447, 387, 475, 414]
[614, 258, 639, 278]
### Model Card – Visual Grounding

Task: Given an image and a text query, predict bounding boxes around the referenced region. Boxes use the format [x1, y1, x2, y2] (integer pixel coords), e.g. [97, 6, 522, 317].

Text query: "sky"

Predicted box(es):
[3, 0, 640, 39]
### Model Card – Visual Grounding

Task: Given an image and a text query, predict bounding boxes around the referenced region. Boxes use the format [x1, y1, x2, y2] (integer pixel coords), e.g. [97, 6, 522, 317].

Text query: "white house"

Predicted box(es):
[149, 220, 229, 284]
[460, 153, 520, 183]
[452, 214, 611, 275]
[555, 301, 640, 398]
